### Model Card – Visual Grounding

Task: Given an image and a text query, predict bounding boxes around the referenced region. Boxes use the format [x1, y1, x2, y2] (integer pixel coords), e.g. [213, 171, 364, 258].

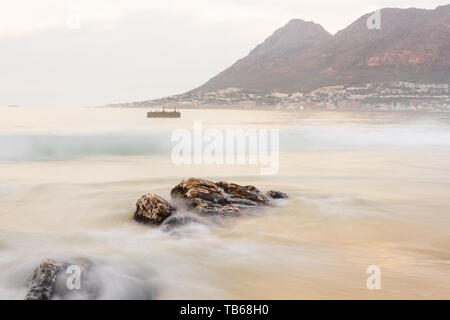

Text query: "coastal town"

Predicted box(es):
[107, 82, 450, 112]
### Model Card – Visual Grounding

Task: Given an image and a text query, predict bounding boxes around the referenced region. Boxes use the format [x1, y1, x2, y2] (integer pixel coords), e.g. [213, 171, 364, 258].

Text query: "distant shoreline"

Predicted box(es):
[97, 105, 450, 113]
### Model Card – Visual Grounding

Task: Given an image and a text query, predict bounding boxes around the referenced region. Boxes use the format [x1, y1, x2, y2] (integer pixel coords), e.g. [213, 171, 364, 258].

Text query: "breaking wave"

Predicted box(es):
[1, 121, 450, 161]
[0, 130, 173, 161]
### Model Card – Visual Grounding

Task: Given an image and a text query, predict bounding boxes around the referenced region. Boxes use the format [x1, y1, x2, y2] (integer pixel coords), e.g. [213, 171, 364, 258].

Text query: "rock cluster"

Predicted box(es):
[134, 178, 287, 225]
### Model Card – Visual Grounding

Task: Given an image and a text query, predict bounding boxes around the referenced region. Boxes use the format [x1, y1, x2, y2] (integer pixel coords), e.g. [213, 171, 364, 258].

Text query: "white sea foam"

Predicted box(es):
[1, 122, 450, 161]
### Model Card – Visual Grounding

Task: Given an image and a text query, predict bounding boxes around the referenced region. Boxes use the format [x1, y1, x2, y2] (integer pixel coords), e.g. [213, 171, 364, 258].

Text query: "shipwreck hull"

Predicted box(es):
[147, 111, 181, 118]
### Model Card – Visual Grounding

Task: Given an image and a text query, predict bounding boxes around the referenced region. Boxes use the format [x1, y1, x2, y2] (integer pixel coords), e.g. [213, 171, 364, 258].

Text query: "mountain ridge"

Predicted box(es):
[194, 4, 450, 93]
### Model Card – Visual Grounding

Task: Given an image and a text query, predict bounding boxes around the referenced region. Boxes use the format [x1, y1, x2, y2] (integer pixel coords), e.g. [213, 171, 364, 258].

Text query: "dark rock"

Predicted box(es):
[161, 215, 202, 231]
[171, 178, 222, 206]
[54, 258, 98, 299]
[170, 178, 272, 216]
[266, 190, 289, 199]
[134, 193, 176, 225]
[25, 259, 63, 300]
[216, 181, 269, 205]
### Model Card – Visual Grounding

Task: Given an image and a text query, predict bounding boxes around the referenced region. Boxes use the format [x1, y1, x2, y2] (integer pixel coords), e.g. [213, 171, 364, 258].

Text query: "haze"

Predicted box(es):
[0, 0, 447, 107]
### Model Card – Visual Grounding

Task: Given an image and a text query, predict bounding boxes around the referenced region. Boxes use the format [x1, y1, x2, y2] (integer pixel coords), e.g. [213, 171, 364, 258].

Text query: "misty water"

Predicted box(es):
[0, 107, 449, 299]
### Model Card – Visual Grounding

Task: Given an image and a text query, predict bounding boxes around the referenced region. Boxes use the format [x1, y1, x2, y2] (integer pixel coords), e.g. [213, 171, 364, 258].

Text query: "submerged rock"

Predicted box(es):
[170, 178, 276, 216]
[53, 258, 96, 299]
[266, 190, 289, 199]
[161, 215, 202, 231]
[134, 193, 176, 225]
[25, 258, 95, 300]
[25, 259, 63, 300]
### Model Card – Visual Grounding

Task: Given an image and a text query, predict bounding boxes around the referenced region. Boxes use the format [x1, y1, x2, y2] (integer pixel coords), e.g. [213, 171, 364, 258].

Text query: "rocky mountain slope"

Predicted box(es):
[196, 5, 450, 93]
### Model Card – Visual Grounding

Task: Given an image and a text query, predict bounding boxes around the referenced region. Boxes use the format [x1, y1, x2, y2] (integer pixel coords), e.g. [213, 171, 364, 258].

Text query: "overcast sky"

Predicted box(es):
[0, 0, 447, 107]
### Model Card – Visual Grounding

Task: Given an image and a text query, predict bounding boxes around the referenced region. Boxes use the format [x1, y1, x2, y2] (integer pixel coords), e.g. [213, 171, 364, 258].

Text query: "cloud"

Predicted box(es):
[2, 0, 445, 37]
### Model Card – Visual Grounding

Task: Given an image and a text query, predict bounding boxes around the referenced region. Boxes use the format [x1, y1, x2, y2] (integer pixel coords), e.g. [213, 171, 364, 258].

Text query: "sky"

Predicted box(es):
[0, 0, 448, 107]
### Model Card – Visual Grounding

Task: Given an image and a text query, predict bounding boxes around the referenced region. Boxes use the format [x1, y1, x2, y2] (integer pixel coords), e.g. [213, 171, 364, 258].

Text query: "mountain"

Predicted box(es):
[196, 19, 332, 92]
[196, 5, 450, 93]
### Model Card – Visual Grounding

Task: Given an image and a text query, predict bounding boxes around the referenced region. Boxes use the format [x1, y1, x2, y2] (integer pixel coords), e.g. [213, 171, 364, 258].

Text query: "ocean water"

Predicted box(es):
[0, 107, 449, 299]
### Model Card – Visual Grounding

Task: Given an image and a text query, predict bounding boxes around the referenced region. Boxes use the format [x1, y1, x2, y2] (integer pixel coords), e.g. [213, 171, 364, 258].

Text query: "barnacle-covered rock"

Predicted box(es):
[134, 193, 176, 225]
[171, 178, 274, 216]
[25, 259, 63, 300]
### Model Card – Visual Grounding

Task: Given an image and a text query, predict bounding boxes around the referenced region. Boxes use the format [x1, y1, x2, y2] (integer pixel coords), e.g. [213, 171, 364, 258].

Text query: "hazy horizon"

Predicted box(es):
[0, 0, 448, 107]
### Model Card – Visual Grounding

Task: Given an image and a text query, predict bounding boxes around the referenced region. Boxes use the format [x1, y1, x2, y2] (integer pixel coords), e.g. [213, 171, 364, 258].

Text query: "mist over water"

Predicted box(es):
[0, 108, 449, 299]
